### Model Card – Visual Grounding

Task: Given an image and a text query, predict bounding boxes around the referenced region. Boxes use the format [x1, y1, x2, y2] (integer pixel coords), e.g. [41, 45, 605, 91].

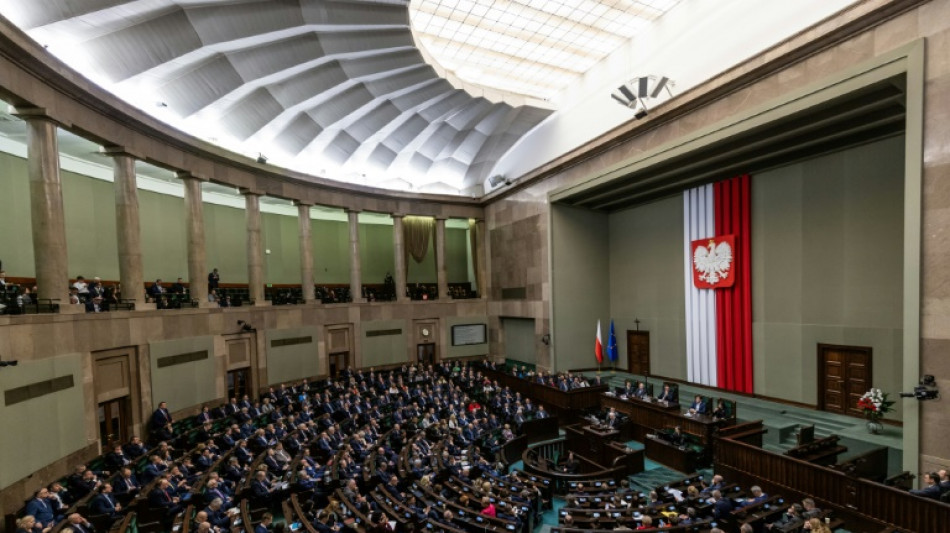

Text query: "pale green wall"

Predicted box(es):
[446, 228, 470, 283]
[752, 135, 904, 415]
[206, 203, 248, 283]
[313, 219, 350, 284]
[0, 151, 34, 276]
[265, 327, 321, 384]
[0, 151, 471, 288]
[62, 169, 119, 280]
[140, 189, 188, 283]
[360, 224, 397, 285]
[360, 319, 409, 367]
[262, 212, 301, 284]
[551, 204, 609, 371]
[149, 336, 217, 409]
[608, 195, 687, 378]
[445, 316, 490, 359]
[0, 353, 86, 489]
[502, 317, 536, 364]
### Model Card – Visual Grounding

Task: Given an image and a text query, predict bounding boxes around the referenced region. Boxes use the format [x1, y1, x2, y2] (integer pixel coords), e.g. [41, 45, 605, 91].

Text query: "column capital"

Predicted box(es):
[9, 106, 69, 127]
[293, 199, 314, 208]
[391, 213, 406, 219]
[434, 215, 449, 221]
[99, 146, 145, 160]
[345, 208, 362, 215]
[176, 170, 208, 182]
[239, 187, 264, 197]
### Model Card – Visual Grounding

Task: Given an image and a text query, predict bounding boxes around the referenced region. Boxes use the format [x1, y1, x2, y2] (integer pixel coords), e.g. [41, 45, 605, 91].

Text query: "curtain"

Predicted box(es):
[403, 216, 434, 282]
[469, 219, 483, 297]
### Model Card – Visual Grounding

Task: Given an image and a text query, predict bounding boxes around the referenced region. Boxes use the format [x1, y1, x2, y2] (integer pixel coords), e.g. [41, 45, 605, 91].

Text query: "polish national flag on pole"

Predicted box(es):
[595, 320, 604, 364]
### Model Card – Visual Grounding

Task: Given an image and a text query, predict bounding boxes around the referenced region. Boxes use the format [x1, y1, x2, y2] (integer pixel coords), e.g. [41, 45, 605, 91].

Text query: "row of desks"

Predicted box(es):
[600, 393, 730, 447]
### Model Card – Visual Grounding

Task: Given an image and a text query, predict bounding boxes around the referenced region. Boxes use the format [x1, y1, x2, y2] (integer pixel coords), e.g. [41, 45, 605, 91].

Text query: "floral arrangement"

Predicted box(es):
[857, 388, 895, 421]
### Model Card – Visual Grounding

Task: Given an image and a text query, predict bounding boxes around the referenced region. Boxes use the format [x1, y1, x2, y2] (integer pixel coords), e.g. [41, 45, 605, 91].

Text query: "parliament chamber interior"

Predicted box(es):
[0, 1, 948, 533]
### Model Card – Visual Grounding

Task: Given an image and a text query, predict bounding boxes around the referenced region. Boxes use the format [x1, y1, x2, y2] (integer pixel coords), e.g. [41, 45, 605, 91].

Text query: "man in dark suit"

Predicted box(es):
[938, 469, 950, 494]
[89, 484, 122, 518]
[688, 395, 707, 415]
[104, 445, 131, 472]
[25, 488, 56, 528]
[123, 436, 147, 458]
[148, 479, 181, 517]
[634, 382, 648, 399]
[150, 402, 173, 431]
[66, 513, 95, 533]
[114, 468, 140, 503]
[255, 513, 273, 533]
[141, 455, 166, 484]
[85, 296, 104, 313]
[910, 472, 942, 499]
[710, 490, 733, 519]
[250, 471, 275, 504]
[657, 384, 676, 403]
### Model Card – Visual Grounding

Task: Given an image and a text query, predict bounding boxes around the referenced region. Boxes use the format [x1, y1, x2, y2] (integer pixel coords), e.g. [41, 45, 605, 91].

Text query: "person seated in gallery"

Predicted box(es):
[560, 451, 580, 474]
[656, 384, 677, 404]
[688, 395, 708, 415]
[909, 472, 942, 500]
[666, 426, 687, 447]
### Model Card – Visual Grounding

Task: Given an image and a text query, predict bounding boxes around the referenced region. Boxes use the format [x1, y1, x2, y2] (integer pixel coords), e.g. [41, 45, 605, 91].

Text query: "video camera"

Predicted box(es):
[899, 375, 939, 401]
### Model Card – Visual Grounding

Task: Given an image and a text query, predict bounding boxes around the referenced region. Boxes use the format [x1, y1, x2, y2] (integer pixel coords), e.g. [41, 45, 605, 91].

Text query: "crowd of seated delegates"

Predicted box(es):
[31, 359, 535, 533]
[286, 362, 550, 533]
[504, 364, 595, 391]
[558, 471, 830, 532]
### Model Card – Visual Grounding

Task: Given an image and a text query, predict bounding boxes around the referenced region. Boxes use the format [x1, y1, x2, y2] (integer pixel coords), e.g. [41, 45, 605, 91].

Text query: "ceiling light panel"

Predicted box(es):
[410, 0, 682, 102]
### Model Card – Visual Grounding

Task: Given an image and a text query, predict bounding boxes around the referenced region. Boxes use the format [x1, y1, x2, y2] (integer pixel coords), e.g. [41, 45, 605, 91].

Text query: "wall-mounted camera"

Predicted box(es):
[899, 375, 939, 401]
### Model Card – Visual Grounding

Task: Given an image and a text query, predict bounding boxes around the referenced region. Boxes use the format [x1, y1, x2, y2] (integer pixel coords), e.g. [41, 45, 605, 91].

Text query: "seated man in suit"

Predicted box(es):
[104, 445, 131, 472]
[910, 472, 942, 499]
[250, 470, 276, 504]
[255, 513, 273, 533]
[711, 399, 729, 420]
[709, 490, 733, 519]
[688, 395, 707, 415]
[668, 426, 687, 447]
[148, 478, 181, 514]
[634, 381, 649, 399]
[89, 484, 122, 519]
[123, 436, 147, 459]
[765, 503, 804, 531]
[741, 485, 768, 507]
[65, 513, 95, 533]
[560, 451, 580, 474]
[25, 488, 56, 528]
[657, 384, 677, 403]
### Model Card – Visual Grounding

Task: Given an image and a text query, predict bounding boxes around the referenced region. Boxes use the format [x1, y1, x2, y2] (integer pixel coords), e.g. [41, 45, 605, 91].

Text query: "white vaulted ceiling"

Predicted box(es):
[0, 0, 684, 196]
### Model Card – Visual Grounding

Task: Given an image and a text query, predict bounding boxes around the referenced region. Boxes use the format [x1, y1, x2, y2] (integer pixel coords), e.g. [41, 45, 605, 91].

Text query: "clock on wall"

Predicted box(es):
[422, 328, 430, 336]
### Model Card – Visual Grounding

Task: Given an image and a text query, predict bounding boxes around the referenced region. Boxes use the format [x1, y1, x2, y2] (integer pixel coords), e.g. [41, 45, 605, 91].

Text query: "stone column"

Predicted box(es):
[243, 190, 267, 306]
[296, 202, 315, 303]
[104, 148, 149, 308]
[179, 172, 210, 306]
[474, 218, 488, 299]
[435, 216, 449, 299]
[391, 214, 408, 302]
[347, 209, 364, 303]
[14, 108, 74, 311]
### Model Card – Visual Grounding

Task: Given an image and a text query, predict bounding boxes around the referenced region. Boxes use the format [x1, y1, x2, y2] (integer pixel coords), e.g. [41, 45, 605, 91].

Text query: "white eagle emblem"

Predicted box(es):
[693, 239, 733, 284]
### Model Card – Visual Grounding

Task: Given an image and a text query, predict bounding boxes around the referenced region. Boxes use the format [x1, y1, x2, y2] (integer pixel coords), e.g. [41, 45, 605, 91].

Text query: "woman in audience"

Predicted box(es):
[16, 516, 49, 533]
[480, 496, 496, 517]
[803, 518, 832, 533]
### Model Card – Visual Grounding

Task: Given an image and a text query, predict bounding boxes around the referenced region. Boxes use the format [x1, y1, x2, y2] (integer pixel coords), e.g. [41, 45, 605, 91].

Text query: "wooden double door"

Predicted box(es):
[627, 331, 650, 376]
[818, 344, 871, 417]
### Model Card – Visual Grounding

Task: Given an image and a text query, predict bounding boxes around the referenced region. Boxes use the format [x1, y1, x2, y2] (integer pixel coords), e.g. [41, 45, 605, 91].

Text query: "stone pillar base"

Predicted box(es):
[134, 302, 157, 311]
[60, 305, 85, 315]
[252, 300, 272, 307]
[198, 300, 218, 309]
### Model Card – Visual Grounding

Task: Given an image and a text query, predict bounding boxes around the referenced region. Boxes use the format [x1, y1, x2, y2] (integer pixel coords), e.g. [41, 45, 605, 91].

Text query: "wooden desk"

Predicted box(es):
[480, 367, 609, 422]
[644, 435, 706, 474]
[564, 425, 619, 466]
[601, 394, 727, 447]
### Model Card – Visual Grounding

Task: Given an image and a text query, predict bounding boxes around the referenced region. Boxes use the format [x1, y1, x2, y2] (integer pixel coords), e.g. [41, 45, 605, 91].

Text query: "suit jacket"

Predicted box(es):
[26, 498, 55, 525]
[911, 484, 942, 499]
[254, 524, 269, 533]
[712, 498, 733, 518]
[657, 389, 676, 403]
[89, 493, 119, 516]
[690, 400, 707, 414]
[115, 475, 140, 495]
[148, 487, 175, 509]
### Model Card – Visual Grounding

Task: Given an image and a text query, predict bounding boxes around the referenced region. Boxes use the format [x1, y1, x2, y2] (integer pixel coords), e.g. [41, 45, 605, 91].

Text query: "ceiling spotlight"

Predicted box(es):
[256, 153, 268, 164]
[612, 75, 674, 120]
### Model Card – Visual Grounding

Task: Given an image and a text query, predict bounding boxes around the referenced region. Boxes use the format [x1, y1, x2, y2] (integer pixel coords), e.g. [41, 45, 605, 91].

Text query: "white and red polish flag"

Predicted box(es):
[683, 175, 753, 393]
[595, 319, 604, 364]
